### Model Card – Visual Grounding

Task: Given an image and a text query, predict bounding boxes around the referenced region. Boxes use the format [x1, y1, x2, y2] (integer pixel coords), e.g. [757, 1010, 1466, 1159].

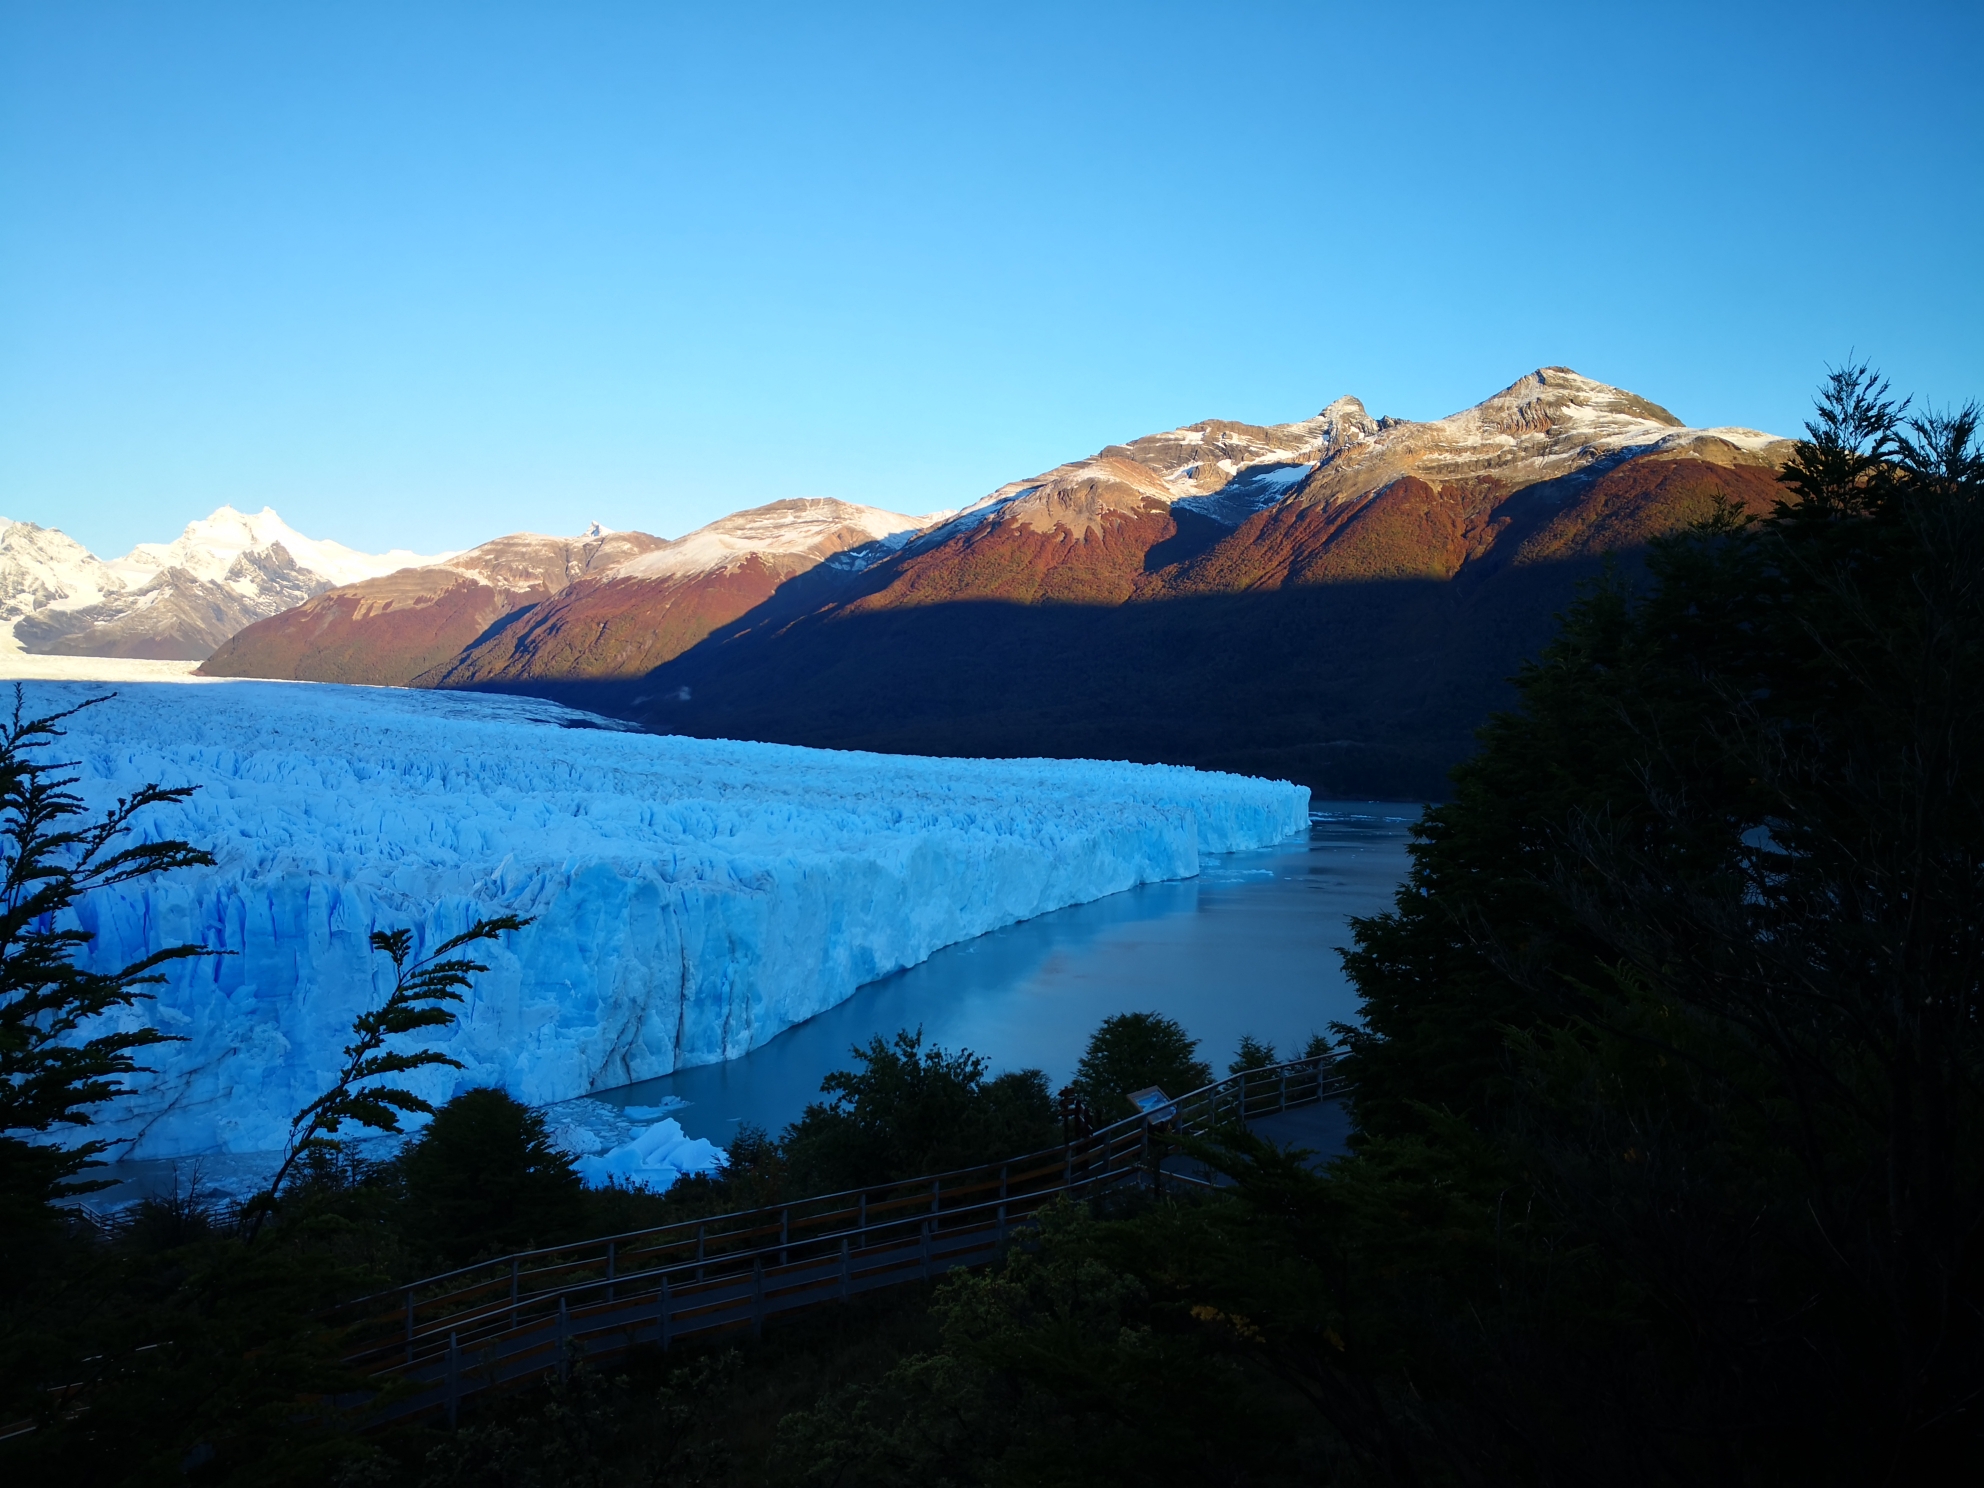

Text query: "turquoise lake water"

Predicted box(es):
[586, 803, 1418, 1146]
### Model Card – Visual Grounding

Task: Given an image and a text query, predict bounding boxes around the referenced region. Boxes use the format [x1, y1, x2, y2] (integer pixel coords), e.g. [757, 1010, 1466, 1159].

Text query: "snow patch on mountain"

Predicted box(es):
[1291, 368, 1789, 500]
[906, 368, 1790, 548]
[1174, 463, 1317, 527]
[614, 499, 931, 582]
[33, 679, 1308, 1159]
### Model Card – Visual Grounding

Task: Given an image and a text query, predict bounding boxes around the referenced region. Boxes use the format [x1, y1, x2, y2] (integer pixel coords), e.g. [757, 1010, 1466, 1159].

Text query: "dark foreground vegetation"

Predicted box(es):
[3, 369, 1980, 1482]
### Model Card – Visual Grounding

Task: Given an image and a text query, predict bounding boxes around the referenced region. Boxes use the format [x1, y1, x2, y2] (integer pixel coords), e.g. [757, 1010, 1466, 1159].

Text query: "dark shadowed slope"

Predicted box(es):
[205, 368, 1793, 798]
[504, 451, 1786, 799]
[554, 370, 1790, 797]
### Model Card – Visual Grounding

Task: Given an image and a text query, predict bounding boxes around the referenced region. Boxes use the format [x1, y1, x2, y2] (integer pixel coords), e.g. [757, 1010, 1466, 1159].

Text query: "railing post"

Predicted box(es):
[696, 1223, 706, 1281]
[858, 1192, 867, 1247]
[751, 1258, 765, 1340]
[509, 1258, 520, 1329]
[557, 1297, 570, 1383]
[1279, 1068, 1288, 1111]
[404, 1288, 416, 1365]
[447, 1330, 461, 1427]
[659, 1274, 672, 1352]
[606, 1240, 617, 1304]
[838, 1236, 851, 1303]
[998, 1164, 1009, 1242]
[920, 1218, 932, 1280]
[779, 1208, 789, 1267]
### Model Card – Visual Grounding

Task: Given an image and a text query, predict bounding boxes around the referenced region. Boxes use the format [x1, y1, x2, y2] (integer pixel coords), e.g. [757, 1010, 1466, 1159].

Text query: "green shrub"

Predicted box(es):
[782, 1030, 1056, 1193]
[1070, 1012, 1213, 1116]
[1227, 1034, 1277, 1075]
[398, 1087, 584, 1266]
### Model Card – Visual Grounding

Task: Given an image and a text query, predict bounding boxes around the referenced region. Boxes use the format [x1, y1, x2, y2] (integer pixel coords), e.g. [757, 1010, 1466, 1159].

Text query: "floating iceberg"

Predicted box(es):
[28, 680, 1309, 1160]
[569, 1118, 727, 1190]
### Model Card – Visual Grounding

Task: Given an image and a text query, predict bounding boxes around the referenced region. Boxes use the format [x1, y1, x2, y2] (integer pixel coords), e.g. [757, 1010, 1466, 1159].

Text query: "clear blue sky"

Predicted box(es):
[3, 2, 1979, 559]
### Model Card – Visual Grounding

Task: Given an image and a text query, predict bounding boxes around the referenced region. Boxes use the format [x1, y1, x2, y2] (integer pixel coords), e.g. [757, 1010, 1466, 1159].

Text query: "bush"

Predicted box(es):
[772, 1198, 1314, 1486]
[398, 1087, 584, 1266]
[1319, 370, 1984, 1478]
[782, 1030, 1057, 1194]
[1227, 1034, 1277, 1075]
[1070, 1012, 1213, 1116]
[0, 691, 211, 1251]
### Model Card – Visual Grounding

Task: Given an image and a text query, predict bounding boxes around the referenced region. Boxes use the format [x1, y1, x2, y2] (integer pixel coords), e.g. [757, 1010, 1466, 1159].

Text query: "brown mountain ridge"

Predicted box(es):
[205, 369, 1794, 797]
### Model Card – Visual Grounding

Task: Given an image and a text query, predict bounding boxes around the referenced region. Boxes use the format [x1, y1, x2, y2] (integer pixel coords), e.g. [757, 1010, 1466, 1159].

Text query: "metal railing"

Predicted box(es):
[329, 1055, 1347, 1423]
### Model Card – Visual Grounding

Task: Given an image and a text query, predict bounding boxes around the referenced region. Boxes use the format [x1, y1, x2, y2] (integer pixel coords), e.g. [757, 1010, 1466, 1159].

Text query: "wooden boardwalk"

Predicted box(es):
[327, 1056, 1348, 1424]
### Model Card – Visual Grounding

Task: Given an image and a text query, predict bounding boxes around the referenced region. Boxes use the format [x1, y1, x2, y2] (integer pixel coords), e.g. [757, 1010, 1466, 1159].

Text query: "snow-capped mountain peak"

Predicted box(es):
[114, 505, 450, 591]
[902, 368, 1792, 549]
[2, 506, 457, 660]
[1283, 367, 1790, 509]
[0, 522, 124, 631]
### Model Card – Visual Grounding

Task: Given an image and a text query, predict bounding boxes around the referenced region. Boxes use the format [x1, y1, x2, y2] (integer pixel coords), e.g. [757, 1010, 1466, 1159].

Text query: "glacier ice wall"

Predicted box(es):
[27, 681, 1309, 1158]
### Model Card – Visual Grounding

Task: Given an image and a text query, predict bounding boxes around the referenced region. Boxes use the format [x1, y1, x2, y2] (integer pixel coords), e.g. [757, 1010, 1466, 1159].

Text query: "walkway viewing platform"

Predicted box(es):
[328, 1056, 1353, 1425]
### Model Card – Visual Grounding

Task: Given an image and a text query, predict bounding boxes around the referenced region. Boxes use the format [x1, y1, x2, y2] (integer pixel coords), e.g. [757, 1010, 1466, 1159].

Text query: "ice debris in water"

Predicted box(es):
[571, 1118, 726, 1190]
[545, 1096, 717, 1192]
[29, 680, 1310, 1161]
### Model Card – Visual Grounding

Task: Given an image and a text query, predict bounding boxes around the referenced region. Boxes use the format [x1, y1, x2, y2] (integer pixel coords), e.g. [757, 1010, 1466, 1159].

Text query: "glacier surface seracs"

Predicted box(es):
[30, 681, 1308, 1160]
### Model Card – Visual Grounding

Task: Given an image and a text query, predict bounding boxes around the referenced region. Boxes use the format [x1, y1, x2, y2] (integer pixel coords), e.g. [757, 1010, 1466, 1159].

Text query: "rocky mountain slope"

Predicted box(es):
[200, 524, 668, 684]
[200, 500, 927, 686]
[421, 499, 931, 687]
[0, 506, 445, 660]
[174, 368, 1794, 798]
[562, 369, 1793, 797]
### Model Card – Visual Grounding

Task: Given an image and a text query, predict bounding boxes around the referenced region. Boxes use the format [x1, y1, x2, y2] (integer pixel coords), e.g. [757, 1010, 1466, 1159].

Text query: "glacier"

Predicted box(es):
[25, 680, 1309, 1161]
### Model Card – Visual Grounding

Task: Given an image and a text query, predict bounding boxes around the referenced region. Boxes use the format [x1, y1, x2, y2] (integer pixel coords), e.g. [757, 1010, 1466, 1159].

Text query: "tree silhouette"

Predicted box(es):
[0, 688, 212, 1238]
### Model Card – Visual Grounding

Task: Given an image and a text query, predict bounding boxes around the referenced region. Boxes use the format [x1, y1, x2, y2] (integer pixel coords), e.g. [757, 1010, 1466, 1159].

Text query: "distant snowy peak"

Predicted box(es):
[115, 505, 451, 590]
[614, 498, 932, 583]
[0, 523, 123, 634]
[1, 505, 457, 660]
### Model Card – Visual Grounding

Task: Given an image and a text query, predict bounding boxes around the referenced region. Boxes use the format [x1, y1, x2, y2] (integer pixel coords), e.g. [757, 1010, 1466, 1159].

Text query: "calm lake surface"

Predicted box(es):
[588, 803, 1419, 1146]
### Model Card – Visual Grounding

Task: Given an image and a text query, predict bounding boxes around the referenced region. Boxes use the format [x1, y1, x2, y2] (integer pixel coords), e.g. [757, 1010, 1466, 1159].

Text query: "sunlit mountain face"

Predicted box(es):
[32, 368, 1791, 797]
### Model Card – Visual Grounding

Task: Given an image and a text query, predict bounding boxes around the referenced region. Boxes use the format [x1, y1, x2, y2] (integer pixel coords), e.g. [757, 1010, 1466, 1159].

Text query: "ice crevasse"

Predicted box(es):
[29, 681, 1310, 1160]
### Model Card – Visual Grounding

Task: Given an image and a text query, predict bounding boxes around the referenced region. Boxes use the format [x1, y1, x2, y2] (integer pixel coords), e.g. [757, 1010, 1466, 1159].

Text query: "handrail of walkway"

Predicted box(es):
[330, 1054, 1348, 1424]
